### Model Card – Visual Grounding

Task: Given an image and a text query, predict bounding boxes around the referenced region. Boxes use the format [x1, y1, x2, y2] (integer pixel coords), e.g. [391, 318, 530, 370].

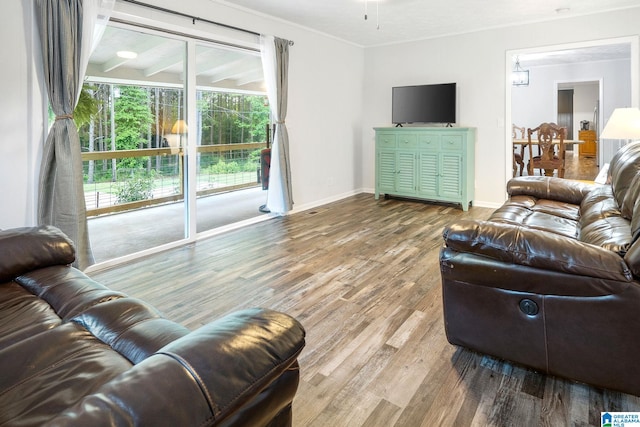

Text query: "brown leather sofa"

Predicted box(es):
[440, 140, 640, 396]
[0, 226, 305, 426]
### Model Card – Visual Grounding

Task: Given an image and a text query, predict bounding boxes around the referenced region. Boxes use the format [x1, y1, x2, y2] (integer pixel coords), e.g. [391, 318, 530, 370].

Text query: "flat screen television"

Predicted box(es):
[392, 83, 456, 125]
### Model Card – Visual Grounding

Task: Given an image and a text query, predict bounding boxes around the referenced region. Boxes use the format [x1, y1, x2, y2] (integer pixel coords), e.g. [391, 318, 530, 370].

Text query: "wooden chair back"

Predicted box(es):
[527, 123, 566, 178]
[512, 124, 526, 176]
[512, 124, 525, 139]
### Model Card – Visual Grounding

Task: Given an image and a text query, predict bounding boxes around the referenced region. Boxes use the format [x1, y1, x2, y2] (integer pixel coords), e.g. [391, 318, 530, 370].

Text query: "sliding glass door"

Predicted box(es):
[83, 25, 187, 262]
[82, 23, 267, 263]
[193, 43, 268, 234]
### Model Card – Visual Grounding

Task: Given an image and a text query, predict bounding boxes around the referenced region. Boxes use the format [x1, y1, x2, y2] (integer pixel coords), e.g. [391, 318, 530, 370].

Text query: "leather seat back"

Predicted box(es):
[609, 141, 640, 215]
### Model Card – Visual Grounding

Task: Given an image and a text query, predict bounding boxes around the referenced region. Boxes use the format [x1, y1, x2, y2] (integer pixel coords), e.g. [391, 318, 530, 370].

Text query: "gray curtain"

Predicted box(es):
[34, 0, 111, 270]
[261, 36, 293, 214]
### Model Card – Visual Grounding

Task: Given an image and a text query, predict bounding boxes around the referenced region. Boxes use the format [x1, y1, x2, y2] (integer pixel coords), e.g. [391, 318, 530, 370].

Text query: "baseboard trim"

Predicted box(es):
[287, 188, 368, 215]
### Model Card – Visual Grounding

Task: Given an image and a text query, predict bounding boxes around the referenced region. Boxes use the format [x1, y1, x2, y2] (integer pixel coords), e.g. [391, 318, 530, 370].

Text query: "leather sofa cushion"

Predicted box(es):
[443, 219, 632, 283]
[501, 177, 635, 255]
[72, 297, 190, 364]
[16, 266, 125, 320]
[580, 184, 615, 206]
[579, 216, 632, 255]
[621, 171, 640, 219]
[0, 281, 61, 350]
[624, 238, 640, 278]
[0, 322, 134, 425]
[579, 187, 631, 255]
[0, 226, 74, 282]
[610, 141, 640, 209]
[489, 196, 579, 239]
[507, 175, 594, 205]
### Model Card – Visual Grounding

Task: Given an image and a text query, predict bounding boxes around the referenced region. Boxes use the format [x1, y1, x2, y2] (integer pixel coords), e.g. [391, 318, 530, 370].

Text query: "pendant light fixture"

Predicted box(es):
[512, 57, 529, 86]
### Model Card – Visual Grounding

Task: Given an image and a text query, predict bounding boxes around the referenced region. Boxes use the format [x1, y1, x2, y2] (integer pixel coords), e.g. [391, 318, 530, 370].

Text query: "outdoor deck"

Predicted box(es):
[88, 186, 267, 263]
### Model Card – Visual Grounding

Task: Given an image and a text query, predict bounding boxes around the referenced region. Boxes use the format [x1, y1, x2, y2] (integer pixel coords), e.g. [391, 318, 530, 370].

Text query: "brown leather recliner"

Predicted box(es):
[0, 226, 305, 426]
[440, 140, 640, 396]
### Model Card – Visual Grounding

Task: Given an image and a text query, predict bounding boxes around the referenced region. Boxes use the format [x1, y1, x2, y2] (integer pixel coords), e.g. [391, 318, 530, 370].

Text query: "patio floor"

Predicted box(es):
[88, 186, 267, 263]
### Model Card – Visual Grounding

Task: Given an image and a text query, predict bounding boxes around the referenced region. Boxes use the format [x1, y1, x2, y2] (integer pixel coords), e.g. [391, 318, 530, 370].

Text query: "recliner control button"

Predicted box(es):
[519, 299, 539, 316]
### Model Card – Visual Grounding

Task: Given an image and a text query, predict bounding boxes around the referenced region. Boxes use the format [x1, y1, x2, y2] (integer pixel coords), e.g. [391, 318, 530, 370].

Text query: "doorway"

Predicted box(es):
[557, 81, 600, 162]
[507, 36, 639, 181]
[557, 89, 574, 140]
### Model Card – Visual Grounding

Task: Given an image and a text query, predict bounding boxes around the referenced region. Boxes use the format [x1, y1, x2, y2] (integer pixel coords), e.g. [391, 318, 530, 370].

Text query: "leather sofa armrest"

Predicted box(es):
[507, 176, 599, 205]
[0, 226, 75, 282]
[47, 308, 305, 426]
[443, 220, 632, 282]
[157, 307, 305, 422]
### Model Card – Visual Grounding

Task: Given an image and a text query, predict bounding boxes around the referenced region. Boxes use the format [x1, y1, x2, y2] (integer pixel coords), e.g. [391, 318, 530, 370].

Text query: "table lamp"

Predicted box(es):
[600, 108, 640, 140]
[170, 119, 188, 154]
[596, 108, 640, 184]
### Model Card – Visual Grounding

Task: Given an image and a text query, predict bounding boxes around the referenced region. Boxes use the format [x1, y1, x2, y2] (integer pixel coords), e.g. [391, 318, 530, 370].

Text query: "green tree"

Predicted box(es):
[74, 85, 100, 128]
[237, 96, 270, 142]
[115, 86, 154, 169]
[199, 92, 269, 145]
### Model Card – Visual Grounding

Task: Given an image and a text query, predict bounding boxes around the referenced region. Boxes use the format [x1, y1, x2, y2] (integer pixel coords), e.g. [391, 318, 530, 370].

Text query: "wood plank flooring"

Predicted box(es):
[90, 193, 640, 426]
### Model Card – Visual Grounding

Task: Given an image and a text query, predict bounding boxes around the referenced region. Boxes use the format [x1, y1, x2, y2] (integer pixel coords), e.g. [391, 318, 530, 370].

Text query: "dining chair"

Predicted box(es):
[527, 122, 566, 178]
[512, 124, 526, 176]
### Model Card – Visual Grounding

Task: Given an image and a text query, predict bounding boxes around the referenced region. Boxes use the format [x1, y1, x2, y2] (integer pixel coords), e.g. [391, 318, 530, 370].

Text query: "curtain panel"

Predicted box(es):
[260, 35, 293, 214]
[34, 0, 113, 270]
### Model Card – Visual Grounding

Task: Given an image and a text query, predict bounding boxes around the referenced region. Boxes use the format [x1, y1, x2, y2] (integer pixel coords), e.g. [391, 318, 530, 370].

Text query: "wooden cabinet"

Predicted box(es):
[374, 127, 475, 210]
[578, 130, 597, 158]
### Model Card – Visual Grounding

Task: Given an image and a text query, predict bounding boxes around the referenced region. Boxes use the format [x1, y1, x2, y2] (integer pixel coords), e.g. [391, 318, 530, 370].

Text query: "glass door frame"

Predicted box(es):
[86, 14, 265, 270]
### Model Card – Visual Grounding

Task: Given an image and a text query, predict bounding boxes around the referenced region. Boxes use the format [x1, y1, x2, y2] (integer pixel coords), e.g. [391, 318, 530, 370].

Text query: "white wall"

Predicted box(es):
[362, 8, 640, 208]
[512, 59, 630, 136]
[0, 0, 365, 228]
[1, 0, 45, 228]
[573, 83, 600, 135]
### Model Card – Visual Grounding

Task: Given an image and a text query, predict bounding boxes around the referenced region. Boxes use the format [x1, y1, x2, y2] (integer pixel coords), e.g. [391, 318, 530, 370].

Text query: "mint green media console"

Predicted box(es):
[374, 127, 475, 211]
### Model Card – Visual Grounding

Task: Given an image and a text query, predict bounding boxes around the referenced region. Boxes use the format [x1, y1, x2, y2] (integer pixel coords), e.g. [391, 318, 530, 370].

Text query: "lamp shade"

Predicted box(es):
[171, 119, 188, 134]
[600, 108, 640, 139]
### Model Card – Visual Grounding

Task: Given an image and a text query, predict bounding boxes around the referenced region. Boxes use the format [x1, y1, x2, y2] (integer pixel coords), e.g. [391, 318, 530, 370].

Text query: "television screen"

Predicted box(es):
[392, 83, 456, 125]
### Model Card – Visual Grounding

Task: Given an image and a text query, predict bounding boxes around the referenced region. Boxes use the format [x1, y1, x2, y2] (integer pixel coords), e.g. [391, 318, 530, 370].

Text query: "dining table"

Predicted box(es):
[513, 138, 584, 176]
[513, 138, 584, 146]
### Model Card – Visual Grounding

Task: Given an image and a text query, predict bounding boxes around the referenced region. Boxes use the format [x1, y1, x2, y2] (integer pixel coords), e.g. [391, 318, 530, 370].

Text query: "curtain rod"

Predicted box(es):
[121, 0, 294, 46]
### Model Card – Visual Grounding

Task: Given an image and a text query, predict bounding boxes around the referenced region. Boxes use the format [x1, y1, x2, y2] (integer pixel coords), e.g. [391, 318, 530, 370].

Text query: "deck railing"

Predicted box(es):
[82, 142, 265, 216]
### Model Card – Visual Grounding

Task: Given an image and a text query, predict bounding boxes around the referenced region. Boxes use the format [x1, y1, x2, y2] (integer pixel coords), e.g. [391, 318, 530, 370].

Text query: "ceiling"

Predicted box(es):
[86, 0, 637, 90]
[87, 24, 265, 92]
[518, 43, 632, 68]
[213, 0, 640, 48]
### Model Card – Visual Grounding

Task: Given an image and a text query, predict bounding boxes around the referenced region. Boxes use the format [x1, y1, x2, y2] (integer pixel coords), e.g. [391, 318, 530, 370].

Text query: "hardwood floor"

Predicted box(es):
[564, 149, 599, 180]
[519, 148, 599, 180]
[90, 193, 640, 426]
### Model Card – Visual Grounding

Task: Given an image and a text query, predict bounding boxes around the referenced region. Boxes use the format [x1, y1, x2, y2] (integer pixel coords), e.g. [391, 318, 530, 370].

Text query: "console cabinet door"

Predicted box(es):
[417, 152, 438, 197]
[440, 153, 462, 198]
[396, 151, 416, 194]
[377, 150, 397, 194]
